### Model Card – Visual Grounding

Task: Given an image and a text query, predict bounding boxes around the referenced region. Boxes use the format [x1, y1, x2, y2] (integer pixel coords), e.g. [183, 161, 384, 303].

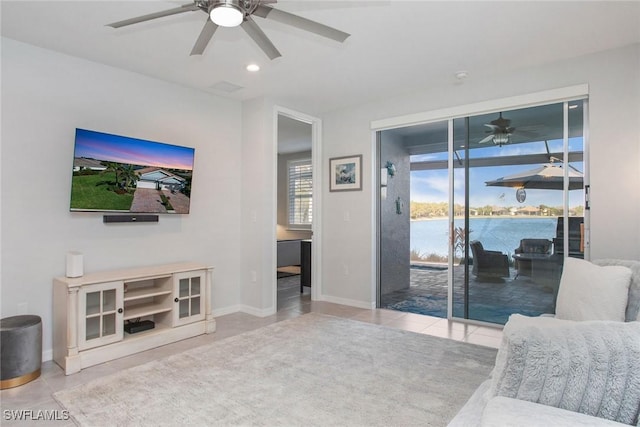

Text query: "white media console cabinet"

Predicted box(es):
[53, 262, 215, 375]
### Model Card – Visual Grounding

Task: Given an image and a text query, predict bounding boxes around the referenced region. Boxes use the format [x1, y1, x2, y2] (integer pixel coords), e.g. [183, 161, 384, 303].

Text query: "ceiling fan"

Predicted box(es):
[478, 112, 515, 147]
[107, 0, 350, 60]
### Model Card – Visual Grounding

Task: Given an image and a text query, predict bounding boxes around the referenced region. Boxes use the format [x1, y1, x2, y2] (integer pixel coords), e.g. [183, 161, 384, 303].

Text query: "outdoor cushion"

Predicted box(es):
[518, 239, 552, 255]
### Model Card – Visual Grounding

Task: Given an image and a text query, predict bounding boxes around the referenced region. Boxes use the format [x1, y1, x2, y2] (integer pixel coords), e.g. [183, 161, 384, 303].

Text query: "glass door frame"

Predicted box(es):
[447, 100, 590, 323]
[373, 85, 590, 322]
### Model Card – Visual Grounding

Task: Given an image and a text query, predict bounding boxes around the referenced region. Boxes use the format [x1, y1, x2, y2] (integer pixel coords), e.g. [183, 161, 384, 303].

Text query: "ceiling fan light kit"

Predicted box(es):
[107, 0, 350, 59]
[209, 1, 243, 27]
[492, 132, 510, 147]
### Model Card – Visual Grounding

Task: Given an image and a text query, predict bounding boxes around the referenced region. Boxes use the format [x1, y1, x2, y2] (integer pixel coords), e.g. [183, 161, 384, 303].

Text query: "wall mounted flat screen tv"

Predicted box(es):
[70, 128, 195, 214]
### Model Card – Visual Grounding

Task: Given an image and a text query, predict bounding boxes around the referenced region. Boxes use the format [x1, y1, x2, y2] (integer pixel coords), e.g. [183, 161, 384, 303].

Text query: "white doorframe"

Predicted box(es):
[272, 106, 323, 309]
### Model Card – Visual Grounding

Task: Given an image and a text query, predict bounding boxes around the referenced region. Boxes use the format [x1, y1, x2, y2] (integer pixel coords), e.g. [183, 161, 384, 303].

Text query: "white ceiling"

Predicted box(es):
[3, 1, 640, 117]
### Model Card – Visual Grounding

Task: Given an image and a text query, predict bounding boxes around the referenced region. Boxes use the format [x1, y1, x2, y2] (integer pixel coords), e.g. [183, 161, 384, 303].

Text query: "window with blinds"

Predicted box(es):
[288, 159, 312, 228]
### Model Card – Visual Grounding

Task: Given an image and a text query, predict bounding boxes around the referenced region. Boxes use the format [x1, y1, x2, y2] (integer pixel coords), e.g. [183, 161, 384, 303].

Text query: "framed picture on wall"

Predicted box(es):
[329, 155, 362, 192]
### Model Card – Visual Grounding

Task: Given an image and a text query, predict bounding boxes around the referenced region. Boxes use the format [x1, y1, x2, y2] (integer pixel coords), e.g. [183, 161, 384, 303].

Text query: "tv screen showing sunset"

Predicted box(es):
[70, 128, 194, 214]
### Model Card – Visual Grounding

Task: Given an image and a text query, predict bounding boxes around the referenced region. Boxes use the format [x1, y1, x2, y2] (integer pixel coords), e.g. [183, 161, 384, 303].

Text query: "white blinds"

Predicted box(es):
[288, 159, 312, 227]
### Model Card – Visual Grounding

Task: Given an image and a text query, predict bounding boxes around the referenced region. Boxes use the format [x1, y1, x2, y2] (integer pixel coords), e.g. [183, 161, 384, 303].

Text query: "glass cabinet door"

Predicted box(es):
[78, 281, 124, 350]
[173, 271, 205, 326]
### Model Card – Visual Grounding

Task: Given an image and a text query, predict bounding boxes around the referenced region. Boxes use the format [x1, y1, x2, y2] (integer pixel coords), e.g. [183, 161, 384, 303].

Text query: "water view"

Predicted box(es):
[411, 217, 558, 260]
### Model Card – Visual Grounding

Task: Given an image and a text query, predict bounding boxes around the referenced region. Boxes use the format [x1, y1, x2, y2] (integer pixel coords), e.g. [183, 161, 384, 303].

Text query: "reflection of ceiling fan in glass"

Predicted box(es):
[107, 0, 350, 59]
[478, 111, 544, 147]
[478, 112, 515, 147]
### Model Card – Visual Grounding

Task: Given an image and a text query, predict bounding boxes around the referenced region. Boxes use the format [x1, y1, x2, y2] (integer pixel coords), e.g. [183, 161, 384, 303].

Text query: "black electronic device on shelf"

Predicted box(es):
[124, 319, 155, 334]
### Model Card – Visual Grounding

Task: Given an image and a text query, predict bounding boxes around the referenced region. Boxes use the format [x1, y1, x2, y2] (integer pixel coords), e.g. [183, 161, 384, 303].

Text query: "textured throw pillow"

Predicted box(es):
[489, 314, 640, 425]
[556, 257, 632, 321]
[593, 259, 640, 322]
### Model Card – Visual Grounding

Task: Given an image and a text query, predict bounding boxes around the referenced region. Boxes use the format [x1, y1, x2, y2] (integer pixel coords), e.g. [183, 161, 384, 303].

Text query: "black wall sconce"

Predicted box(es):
[395, 197, 404, 215]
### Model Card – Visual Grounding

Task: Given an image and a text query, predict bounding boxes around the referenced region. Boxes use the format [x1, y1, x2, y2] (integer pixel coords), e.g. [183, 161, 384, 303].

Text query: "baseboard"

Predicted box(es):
[211, 304, 276, 318]
[211, 305, 243, 317]
[239, 305, 276, 317]
[318, 294, 376, 310]
[213, 298, 372, 319]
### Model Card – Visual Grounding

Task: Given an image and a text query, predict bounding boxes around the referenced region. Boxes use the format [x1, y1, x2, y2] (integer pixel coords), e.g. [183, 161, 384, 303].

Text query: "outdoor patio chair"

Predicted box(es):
[469, 240, 510, 279]
[514, 238, 553, 277]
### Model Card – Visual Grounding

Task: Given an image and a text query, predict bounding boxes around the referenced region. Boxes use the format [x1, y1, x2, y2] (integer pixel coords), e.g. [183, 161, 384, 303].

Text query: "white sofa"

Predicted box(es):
[448, 258, 640, 427]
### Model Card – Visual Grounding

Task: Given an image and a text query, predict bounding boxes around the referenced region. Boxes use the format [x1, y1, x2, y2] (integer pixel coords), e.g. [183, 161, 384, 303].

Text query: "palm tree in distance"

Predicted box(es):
[118, 164, 139, 192]
[454, 226, 472, 262]
[101, 162, 120, 188]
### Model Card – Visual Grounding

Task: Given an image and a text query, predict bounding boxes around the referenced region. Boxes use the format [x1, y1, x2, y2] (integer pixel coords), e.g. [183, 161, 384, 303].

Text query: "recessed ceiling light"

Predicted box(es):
[246, 64, 260, 72]
[568, 104, 578, 109]
[454, 71, 468, 80]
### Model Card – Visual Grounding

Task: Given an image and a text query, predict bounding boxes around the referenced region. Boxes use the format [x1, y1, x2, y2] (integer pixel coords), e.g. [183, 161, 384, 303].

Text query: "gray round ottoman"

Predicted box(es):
[1, 315, 42, 389]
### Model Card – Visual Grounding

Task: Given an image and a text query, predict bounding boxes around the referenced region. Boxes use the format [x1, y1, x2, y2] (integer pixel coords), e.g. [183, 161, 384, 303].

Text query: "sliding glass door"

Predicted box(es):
[378, 98, 588, 325]
[451, 102, 586, 323]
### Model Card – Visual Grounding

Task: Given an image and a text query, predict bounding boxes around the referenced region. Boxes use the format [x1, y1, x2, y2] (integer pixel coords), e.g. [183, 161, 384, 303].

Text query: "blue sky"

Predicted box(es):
[74, 128, 195, 170]
[410, 138, 584, 208]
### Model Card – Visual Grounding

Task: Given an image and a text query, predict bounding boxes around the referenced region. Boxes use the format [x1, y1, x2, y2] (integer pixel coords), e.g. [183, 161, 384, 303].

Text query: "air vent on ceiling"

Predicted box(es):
[209, 81, 244, 93]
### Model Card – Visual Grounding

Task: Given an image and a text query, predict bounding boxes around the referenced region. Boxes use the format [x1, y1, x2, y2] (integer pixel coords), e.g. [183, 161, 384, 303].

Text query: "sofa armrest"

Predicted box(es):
[480, 397, 630, 427]
[479, 251, 507, 263]
[447, 380, 491, 427]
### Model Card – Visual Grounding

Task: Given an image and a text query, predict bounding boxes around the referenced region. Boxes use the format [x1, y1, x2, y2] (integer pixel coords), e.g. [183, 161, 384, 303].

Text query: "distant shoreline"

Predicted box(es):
[411, 215, 561, 222]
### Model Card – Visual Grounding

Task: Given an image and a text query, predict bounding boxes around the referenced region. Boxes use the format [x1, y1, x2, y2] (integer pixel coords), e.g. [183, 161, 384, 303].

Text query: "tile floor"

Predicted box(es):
[0, 276, 502, 426]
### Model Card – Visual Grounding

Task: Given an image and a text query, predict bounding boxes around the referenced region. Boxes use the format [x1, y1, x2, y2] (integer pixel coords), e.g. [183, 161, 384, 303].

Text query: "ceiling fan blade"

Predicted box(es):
[190, 20, 219, 56]
[107, 3, 199, 28]
[478, 134, 494, 144]
[241, 17, 281, 60]
[254, 5, 350, 43]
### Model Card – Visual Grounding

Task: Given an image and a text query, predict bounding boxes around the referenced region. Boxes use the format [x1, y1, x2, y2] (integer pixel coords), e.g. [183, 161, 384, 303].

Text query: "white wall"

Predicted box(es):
[239, 97, 277, 316]
[0, 38, 244, 357]
[319, 43, 640, 307]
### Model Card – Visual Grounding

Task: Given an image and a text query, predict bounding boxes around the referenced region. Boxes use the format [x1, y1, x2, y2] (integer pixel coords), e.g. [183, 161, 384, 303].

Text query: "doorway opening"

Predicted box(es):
[275, 111, 316, 314]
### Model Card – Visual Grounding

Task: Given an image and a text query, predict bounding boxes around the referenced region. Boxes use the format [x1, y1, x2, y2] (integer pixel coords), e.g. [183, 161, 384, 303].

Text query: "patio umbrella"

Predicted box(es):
[485, 163, 584, 191]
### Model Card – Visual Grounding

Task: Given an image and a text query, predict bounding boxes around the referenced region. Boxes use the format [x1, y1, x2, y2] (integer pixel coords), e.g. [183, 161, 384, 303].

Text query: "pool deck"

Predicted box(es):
[381, 264, 558, 324]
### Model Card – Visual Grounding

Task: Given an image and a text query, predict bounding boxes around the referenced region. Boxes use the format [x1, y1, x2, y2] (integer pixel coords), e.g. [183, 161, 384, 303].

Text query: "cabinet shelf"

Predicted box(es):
[125, 274, 172, 284]
[124, 303, 172, 320]
[124, 288, 172, 302]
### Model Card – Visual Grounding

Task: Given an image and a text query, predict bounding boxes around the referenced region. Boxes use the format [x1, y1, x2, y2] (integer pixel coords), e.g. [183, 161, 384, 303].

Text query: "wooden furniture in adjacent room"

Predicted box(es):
[277, 240, 301, 267]
[300, 239, 312, 292]
[53, 262, 215, 375]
